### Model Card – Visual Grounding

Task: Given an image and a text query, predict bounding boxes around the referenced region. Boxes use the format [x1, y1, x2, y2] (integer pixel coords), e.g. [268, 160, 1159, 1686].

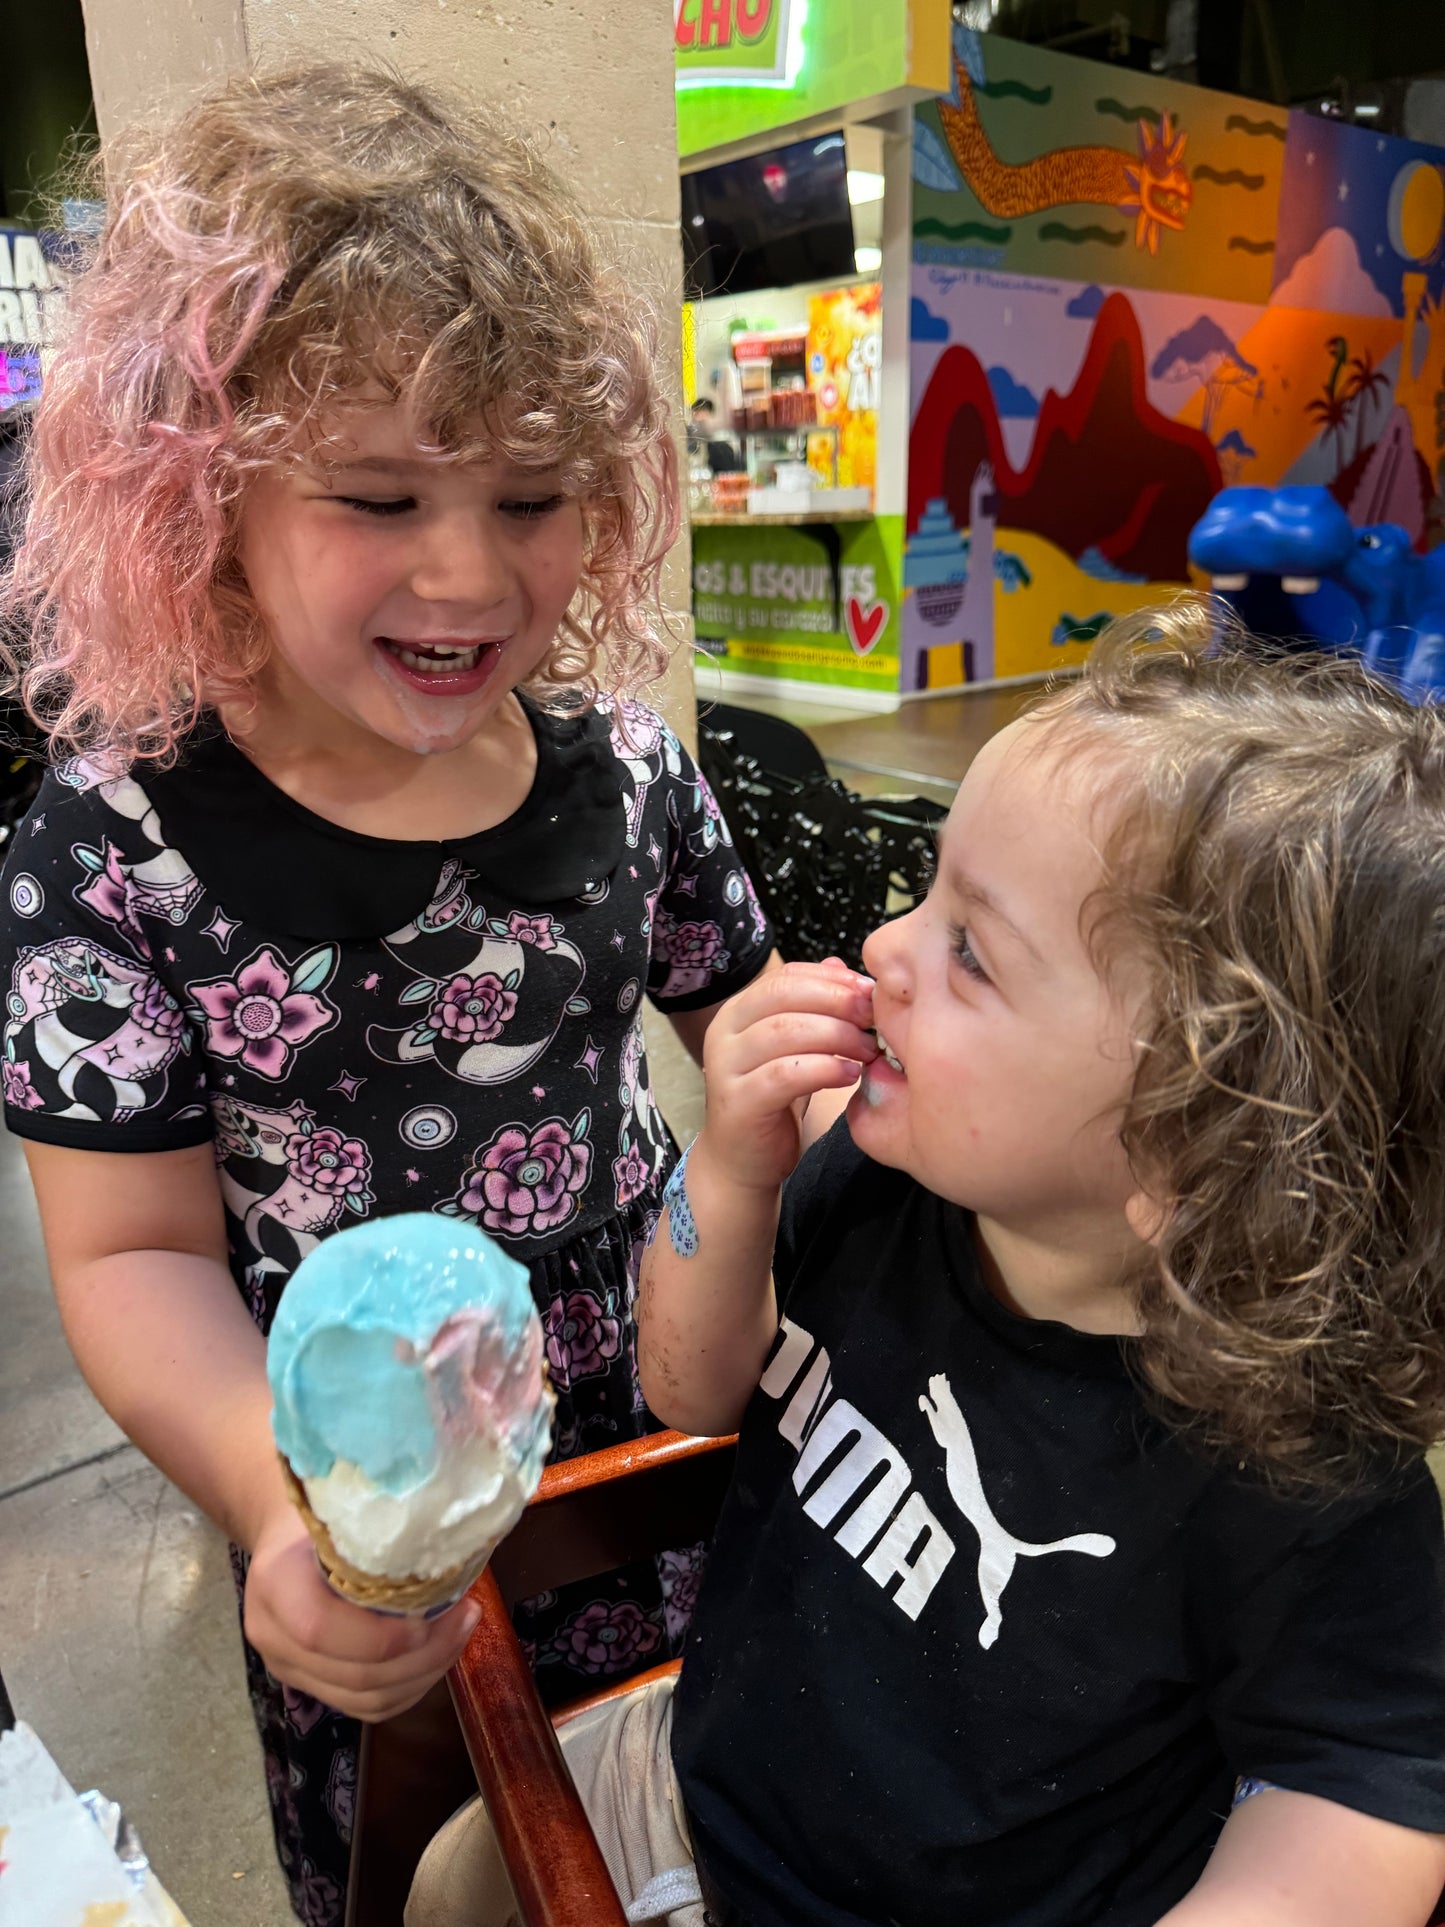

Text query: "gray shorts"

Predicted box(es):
[405, 1672, 704, 1927]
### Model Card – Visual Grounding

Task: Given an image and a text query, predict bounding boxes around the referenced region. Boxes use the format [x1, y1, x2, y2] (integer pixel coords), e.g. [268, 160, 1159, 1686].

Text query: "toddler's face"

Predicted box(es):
[851, 720, 1143, 1244]
[236, 399, 586, 757]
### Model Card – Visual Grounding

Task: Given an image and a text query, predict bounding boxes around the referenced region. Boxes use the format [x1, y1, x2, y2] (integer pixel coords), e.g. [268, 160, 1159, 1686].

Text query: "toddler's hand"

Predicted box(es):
[698, 956, 876, 1193]
[244, 1501, 481, 1723]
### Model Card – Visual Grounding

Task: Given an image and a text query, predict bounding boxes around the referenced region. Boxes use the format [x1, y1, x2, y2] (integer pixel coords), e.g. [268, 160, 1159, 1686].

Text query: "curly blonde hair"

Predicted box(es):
[1031, 601, 1445, 1485]
[4, 62, 680, 762]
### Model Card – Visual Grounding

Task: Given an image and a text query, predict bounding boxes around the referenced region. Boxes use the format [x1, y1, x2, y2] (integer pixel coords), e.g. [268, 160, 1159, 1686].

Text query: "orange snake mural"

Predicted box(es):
[936, 55, 1193, 255]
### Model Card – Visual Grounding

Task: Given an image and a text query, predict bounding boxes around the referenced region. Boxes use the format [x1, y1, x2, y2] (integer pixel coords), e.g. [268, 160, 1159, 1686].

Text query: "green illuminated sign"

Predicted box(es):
[676, 0, 950, 160]
[692, 516, 903, 694]
[675, 0, 803, 90]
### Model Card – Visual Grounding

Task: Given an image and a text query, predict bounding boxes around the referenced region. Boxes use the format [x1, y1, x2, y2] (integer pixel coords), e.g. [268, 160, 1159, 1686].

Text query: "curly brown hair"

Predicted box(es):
[1031, 601, 1445, 1485]
[4, 62, 679, 763]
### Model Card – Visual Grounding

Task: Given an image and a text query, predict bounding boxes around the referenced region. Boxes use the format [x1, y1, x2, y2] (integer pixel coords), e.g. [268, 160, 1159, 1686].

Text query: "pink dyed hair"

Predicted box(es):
[3, 63, 681, 763]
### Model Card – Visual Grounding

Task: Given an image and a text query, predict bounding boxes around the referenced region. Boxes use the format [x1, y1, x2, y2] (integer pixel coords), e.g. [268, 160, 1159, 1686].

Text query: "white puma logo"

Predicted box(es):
[920, 1374, 1116, 1649]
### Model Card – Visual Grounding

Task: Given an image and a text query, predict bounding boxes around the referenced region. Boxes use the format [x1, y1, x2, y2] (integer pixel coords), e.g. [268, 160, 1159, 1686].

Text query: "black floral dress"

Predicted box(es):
[0, 697, 771, 1926]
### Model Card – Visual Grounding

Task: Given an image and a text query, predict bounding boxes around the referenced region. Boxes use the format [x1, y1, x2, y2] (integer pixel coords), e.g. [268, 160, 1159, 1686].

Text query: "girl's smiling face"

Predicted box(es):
[235, 401, 586, 758]
[850, 720, 1143, 1245]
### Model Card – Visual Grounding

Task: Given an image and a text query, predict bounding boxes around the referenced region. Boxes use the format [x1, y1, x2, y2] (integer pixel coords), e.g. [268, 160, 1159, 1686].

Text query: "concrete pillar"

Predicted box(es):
[78, 0, 696, 739]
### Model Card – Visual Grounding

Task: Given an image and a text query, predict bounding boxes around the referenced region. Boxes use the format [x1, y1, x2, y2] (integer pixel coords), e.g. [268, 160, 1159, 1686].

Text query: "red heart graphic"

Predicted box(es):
[845, 596, 889, 655]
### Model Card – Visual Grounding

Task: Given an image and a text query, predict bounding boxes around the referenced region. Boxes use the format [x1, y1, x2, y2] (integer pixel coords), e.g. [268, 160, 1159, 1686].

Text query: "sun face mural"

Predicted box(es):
[905, 26, 1445, 694]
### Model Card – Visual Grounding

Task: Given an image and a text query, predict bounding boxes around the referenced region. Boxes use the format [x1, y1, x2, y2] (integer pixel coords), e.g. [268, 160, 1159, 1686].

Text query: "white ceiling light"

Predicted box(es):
[847, 169, 885, 206]
[854, 245, 883, 273]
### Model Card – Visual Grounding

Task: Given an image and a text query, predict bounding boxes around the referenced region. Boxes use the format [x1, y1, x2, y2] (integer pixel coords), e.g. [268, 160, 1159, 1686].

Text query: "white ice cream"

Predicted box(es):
[302, 1424, 537, 1581]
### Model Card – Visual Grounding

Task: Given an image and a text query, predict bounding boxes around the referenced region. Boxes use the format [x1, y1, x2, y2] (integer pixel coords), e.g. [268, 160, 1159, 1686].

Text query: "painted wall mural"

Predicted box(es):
[905, 26, 1445, 692]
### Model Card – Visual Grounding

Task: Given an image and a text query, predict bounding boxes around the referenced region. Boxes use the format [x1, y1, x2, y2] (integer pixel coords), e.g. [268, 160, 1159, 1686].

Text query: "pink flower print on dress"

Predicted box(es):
[542, 1286, 623, 1390]
[654, 915, 727, 972]
[653, 915, 730, 999]
[461, 1113, 592, 1238]
[191, 945, 338, 1080]
[504, 911, 558, 951]
[285, 1127, 371, 1200]
[611, 1138, 650, 1210]
[2, 1054, 43, 1111]
[430, 972, 518, 1045]
[551, 1597, 662, 1676]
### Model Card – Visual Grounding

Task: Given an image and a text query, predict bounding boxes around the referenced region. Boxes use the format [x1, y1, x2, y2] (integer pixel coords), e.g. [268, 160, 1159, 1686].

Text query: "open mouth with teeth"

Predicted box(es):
[873, 1030, 905, 1077]
[375, 636, 506, 695]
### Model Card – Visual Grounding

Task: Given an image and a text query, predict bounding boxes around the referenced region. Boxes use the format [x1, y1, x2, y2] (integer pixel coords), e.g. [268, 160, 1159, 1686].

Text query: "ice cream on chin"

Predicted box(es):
[267, 1213, 554, 1612]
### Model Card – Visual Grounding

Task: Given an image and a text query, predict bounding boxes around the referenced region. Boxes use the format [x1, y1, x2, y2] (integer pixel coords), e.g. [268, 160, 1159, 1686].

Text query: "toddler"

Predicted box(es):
[412, 608, 1445, 1926]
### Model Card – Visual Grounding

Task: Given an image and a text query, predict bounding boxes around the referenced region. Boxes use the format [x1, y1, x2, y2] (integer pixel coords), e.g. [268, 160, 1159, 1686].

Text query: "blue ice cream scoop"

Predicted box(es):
[268, 1213, 549, 1498]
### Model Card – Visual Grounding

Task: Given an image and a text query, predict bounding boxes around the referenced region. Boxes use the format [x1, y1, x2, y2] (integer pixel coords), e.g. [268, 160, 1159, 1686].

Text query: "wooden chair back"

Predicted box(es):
[346, 1430, 736, 1927]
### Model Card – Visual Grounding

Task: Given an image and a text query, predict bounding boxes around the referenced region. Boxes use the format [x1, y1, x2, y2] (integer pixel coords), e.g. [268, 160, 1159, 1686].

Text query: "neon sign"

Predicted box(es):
[674, 0, 808, 91]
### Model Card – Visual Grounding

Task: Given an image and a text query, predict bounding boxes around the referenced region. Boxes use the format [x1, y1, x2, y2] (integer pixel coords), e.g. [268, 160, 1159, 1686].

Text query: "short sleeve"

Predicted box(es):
[1208, 1464, 1445, 1834]
[646, 724, 774, 1012]
[0, 775, 211, 1153]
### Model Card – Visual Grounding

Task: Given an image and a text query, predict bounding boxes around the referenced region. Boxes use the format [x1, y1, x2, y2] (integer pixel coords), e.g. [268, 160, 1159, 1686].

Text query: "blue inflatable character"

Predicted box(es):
[1187, 486, 1445, 699]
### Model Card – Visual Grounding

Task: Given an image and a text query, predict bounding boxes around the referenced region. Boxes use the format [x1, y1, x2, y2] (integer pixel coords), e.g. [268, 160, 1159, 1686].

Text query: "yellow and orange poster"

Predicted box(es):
[807, 282, 881, 491]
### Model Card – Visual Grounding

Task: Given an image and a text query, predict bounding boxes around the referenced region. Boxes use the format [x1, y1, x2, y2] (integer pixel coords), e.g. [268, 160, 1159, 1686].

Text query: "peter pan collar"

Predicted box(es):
[141, 700, 625, 941]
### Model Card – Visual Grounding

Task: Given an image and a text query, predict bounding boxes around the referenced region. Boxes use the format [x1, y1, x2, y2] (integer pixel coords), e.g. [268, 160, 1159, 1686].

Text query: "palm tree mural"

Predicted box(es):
[1306, 389, 1352, 477]
[1344, 348, 1390, 464]
[1308, 336, 1352, 478]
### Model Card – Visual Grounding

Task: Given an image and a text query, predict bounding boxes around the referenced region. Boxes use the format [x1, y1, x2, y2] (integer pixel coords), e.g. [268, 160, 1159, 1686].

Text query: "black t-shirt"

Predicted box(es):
[671, 1124, 1445, 1927]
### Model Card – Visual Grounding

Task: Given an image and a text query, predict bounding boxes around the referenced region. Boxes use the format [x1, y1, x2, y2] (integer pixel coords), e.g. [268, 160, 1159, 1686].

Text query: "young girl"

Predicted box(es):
[0, 64, 773, 1927]
[411, 609, 1445, 1927]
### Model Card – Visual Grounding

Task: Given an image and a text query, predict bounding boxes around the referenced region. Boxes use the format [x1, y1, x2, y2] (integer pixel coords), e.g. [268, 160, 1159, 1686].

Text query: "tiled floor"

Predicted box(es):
[0, 686, 990, 1922]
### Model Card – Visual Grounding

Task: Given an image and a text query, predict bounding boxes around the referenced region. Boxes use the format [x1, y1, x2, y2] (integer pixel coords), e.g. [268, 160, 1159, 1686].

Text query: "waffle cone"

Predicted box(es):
[280, 1457, 498, 1617]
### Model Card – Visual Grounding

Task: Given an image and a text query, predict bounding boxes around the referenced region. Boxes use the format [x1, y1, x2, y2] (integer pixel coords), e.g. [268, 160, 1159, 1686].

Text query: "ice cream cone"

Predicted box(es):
[268, 1217, 554, 1617]
[281, 1457, 499, 1617]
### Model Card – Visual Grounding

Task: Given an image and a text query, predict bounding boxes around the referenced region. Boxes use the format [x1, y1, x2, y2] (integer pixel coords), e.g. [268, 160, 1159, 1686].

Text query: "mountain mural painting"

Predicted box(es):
[909, 293, 1221, 583]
